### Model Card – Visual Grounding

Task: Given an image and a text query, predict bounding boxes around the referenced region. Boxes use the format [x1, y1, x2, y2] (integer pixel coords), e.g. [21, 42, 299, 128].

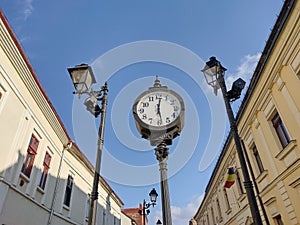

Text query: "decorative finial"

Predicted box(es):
[153, 75, 161, 87]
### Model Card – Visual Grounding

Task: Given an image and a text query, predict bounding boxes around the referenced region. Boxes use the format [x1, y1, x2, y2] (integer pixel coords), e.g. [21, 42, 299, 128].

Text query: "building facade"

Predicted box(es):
[122, 204, 148, 225]
[0, 10, 129, 225]
[192, 0, 300, 225]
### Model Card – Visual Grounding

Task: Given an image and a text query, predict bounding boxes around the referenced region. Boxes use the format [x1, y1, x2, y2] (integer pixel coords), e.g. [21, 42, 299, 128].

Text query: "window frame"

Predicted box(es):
[271, 112, 290, 148]
[0, 83, 6, 106]
[38, 151, 51, 189]
[223, 187, 230, 211]
[252, 145, 264, 174]
[216, 198, 222, 221]
[21, 134, 39, 178]
[63, 174, 74, 207]
[211, 206, 215, 224]
[236, 170, 244, 195]
[85, 194, 91, 221]
[274, 214, 284, 225]
[102, 210, 106, 225]
[206, 214, 209, 225]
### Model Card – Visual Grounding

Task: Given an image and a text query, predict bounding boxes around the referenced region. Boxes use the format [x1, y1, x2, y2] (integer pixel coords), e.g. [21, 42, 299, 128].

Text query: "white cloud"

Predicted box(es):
[23, 0, 34, 19]
[226, 53, 261, 88]
[152, 194, 204, 225]
[16, 0, 34, 20]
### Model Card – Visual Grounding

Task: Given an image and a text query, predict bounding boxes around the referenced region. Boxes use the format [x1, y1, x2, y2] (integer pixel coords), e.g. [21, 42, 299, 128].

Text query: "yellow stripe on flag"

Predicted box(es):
[224, 167, 236, 188]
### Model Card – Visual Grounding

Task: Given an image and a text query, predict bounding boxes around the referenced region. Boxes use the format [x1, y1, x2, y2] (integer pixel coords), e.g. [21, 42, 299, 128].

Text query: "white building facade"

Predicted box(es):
[0, 11, 130, 225]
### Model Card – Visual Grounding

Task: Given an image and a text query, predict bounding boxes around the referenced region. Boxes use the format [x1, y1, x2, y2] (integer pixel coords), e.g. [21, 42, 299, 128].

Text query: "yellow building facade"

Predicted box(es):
[0, 10, 133, 225]
[192, 0, 300, 224]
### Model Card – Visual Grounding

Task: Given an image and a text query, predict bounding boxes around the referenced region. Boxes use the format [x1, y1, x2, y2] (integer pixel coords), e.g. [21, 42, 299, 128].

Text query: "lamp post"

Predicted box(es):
[201, 57, 263, 225]
[138, 188, 158, 225]
[68, 64, 108, 225]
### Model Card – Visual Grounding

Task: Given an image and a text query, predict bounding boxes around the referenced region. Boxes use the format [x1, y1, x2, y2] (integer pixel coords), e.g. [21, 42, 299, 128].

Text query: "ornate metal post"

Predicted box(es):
[155, 142, 172, 225]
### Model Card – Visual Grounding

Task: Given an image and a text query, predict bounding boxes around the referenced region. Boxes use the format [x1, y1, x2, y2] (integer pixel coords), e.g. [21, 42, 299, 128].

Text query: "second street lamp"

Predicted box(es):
[201, 56, 263, 225]
[68, 64, 108, 225]
[138, 188, 158, 225]
[156, 219, 163, 225]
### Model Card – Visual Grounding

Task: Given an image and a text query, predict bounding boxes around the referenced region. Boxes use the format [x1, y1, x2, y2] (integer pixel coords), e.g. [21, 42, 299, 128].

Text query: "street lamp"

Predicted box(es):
[138, 188, 158, 225]
[201, 56, 263, 225]
[68, 63, 96, 95]
[156, 219, 162, 225]
[68, 64, 108, 225]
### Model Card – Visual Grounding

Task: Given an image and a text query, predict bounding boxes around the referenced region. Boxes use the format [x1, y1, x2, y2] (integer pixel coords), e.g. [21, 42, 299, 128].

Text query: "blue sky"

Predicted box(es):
[0, 1, 283, 224]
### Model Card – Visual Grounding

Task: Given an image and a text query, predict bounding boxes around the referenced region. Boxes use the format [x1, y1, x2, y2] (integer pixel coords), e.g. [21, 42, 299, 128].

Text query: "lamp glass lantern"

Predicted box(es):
[201, 56, 227, 95]
[149, 188, 158, 203]
[156, 219, 162, 225]
[67, 64, 96, 94]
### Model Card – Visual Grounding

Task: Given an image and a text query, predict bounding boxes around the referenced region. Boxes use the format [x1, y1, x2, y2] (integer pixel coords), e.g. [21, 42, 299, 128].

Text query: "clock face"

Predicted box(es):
[136, 90, 181, 127]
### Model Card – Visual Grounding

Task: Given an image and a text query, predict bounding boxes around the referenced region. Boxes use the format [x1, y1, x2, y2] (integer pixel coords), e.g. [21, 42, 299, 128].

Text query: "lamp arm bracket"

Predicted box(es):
[145, 202, 156, 209]
[145, 202, 151, 209]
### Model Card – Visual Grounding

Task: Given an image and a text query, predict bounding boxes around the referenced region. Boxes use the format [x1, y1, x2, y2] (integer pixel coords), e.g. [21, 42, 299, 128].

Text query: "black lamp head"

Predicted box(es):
[232, 78, 246, 91]
[227, 78, 246, 101]
[149, 188, 158, 203]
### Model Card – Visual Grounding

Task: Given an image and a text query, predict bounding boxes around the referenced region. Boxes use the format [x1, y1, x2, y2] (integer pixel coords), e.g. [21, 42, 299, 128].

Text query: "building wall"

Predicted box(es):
[122, 204, 147, 225]
[121, 212, 137, 225]
[193, 0, 300, 225]
[0, 11, 123, 225]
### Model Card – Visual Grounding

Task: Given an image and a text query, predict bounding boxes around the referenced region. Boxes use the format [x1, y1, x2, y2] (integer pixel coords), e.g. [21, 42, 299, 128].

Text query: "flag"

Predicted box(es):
[224, 167, 236, 188]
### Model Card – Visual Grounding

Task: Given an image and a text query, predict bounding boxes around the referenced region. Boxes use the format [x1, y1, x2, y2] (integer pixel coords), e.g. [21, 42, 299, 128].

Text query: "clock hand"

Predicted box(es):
[156, 98, 162, 120]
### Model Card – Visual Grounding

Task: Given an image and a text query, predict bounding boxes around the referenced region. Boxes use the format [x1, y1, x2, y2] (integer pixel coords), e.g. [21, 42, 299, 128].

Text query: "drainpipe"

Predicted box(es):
[47, 142, 72, 225]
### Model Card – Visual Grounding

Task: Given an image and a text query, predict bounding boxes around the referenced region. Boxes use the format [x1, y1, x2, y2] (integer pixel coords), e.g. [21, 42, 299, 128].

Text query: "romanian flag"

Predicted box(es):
[224, 167, 236, 188]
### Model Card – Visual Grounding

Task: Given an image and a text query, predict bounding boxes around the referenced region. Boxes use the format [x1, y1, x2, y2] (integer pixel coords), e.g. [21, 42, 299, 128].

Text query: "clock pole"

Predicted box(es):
[155, 141, 172, 225]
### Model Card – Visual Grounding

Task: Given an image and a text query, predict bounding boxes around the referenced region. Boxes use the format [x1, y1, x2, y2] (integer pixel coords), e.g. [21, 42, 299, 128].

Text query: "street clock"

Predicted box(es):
[133, 77, 185, 146]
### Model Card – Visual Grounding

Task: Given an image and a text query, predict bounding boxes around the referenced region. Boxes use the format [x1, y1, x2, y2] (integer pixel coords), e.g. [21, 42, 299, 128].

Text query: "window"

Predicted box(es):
[85, 195, 90, 220]
[21, 134, 39, 177]
[0, 83, 5, 104]
[223, 188, 230, 210]
[236, 170, 244, 195]
[211, 207, 215, 224]
[252, 145, 264, 174]
[274, 214, 284, 225]
[216, 198, 222, 220]
[39, 152, 51, 189]
[272, 113, 290, 147]
[114, 217, 119, 225]
[64, 174, 74, 207]
[102, 210, 106, 225]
